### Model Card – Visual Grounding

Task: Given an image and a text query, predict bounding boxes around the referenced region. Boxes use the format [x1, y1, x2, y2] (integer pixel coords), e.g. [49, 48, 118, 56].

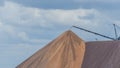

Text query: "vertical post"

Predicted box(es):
[113, 24, 118, 40]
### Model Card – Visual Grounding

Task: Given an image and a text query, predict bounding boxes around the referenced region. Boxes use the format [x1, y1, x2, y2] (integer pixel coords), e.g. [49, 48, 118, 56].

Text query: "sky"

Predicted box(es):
[1, 0, 120, 68]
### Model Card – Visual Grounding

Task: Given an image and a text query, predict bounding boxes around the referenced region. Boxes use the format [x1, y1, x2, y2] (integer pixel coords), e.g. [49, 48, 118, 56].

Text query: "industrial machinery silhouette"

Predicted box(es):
[72, 24, 120, 40]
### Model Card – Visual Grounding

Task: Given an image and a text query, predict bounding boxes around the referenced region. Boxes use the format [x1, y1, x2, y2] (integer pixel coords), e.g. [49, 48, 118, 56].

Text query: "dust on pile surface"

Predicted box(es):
[17, 30, 86, 68]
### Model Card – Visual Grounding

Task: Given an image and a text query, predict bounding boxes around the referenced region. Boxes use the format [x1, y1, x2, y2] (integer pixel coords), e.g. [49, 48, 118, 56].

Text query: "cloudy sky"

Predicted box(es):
[1, 0, 120, 68]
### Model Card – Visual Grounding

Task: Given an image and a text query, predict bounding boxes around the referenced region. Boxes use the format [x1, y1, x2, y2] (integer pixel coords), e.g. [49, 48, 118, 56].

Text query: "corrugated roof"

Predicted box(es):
[82, 41, 120, 68]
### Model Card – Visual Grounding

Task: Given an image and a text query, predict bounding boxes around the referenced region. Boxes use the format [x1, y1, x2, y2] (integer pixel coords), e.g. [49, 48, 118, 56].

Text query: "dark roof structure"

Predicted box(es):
[82, 41, 120, 68]
[16, 30, 86, 68]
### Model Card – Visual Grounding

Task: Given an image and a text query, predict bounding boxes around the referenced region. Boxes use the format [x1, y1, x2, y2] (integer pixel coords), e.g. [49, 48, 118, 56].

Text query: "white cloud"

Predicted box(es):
[0, 1, 106, 28]
[0, 1, 118, 42]
[18, 32, 29, 41]
[114, 21, 120, 26]
[0, 22, 44, 43]
[0, 22, 16, 36]
[17, 31, 50, 43]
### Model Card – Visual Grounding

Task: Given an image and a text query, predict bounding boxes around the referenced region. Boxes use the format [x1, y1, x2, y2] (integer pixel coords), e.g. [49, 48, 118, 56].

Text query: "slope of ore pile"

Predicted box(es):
[16, 30, 86, 68]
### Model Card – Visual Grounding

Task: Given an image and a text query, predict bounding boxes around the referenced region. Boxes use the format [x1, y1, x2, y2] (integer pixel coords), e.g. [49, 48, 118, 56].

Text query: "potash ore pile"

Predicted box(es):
[16, 30, 120, 68]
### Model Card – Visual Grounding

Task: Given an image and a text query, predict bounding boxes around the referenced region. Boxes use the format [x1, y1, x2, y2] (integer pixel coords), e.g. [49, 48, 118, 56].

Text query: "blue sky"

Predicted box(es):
[1, 0, 120, 68]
